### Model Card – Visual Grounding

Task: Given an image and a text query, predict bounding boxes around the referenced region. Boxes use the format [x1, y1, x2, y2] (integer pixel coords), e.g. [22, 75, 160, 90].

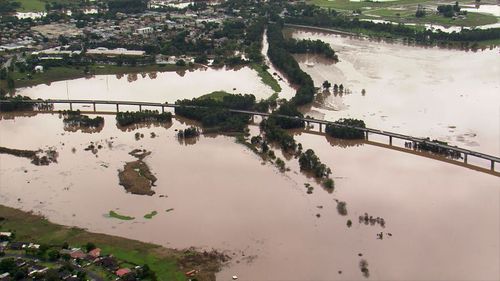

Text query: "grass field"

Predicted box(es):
[366, 8, 499, 27]
[0, 205, 222, 281]
[109, 210, 135, 220]
[17, 0, 46, 12]
[198, 90, 232, 101]
[143, 210, 158, 219]
[309, 0, 499, 27]
[250, 63, 282, 93]
[16, 0, 82, 12]
[309, 0, 427, 11]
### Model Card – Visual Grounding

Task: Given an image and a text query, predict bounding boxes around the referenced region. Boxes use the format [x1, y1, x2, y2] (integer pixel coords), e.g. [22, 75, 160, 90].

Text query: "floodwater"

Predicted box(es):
[2, 28, 500, 281]
[16, 66, 277, 103]
[0, 113, 499, 280]
[290, 28, 500, 156]
[463, 4, 500, 17]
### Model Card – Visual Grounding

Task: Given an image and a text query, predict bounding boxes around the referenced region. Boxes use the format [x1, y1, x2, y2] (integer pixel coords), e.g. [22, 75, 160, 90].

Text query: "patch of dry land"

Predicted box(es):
[118, 149, 157, 195]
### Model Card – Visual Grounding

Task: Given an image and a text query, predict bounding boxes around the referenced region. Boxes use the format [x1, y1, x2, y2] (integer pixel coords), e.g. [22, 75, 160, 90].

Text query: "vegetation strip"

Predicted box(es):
[108, 210, 134, 221]
[143, 211, 158, 219]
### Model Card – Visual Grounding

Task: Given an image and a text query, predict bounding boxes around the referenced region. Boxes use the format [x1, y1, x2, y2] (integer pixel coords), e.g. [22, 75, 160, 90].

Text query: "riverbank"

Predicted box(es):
[0, 204, 225, 281]
[283, 23, 500, 49]
[0, 64, 184, 93]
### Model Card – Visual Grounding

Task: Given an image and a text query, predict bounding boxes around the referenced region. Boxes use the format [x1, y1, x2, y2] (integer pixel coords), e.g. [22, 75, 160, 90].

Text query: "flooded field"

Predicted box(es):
[289, 28, 500, 156]
[0, 113, 499, 280]
[16, 66, 278, 103]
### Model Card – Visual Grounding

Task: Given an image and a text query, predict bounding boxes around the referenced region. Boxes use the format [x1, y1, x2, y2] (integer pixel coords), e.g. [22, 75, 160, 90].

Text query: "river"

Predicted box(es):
[16, 66, 278, 103]
[288, 28, 500, 156]
[1, 29, 499, 280]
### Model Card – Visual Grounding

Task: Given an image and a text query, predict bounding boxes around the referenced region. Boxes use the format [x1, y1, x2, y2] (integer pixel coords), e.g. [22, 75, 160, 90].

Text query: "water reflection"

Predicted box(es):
[116, 121, 173, 132]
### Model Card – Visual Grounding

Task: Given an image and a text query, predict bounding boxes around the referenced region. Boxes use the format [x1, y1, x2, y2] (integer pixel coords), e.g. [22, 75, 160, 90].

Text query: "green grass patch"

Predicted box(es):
[17, 0, 46, 12]
[251, 63, 282, 93]
[0, 205, 220, 281]
[143, 211, 158, 219]
[267, 92, 279, 102]
[309, 0, 427, 11]
[109, 210, 135, 220]
[198, 90, 231, 101]
[366, 8, 499, 27]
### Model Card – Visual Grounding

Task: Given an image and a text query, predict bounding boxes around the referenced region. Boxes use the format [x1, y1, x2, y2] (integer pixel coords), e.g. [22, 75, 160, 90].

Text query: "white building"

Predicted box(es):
[86, 47, 145, 56]
[136, 27, 153, 35]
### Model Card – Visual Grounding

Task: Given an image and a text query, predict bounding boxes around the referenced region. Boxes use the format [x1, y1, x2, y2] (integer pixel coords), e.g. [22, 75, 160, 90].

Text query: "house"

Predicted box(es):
[87, 248, 101, 259]
[8, 241, 27, 250]
[28, 264, 48, 276]
[136, 27, 153, 35]
[70, 249, 86, 259]
[115, 268, 131, 277]
[0, 232, 12, 238]
[0, 273, 10, 281]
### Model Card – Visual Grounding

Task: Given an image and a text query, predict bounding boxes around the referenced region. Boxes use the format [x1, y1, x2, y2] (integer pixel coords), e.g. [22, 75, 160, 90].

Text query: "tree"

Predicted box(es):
[338, 84, 344, 93]
[7, 78, 14, 89]
[0, 258, 15, 272]
[0, 68, 7, 80]
[85, 242, 96, 252]
[415, 5, 426, 18]
[322, 80, 331, 91]
[48, 249, 60, 261]
[323, 178, 334, 189]
[333, 84, 338, 93]
[176, 59, 186, 67]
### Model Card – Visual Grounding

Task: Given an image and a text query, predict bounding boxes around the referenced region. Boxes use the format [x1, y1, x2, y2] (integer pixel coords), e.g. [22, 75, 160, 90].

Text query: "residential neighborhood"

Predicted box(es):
[0, 232, 155, 281]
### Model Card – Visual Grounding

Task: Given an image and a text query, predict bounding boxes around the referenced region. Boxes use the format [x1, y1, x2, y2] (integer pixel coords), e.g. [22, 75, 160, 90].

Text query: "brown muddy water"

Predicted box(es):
[16, 66, 279, 102]
[0, 113, 499, 280]
[289, 28, 500, 156]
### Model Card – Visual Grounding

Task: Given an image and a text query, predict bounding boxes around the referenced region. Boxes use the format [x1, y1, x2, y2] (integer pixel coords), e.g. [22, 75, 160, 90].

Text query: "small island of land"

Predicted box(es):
[118, 149, 157, 196]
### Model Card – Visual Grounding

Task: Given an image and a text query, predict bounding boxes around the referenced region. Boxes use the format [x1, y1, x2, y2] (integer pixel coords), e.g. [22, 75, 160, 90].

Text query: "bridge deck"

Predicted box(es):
[1, 99, 499, 165]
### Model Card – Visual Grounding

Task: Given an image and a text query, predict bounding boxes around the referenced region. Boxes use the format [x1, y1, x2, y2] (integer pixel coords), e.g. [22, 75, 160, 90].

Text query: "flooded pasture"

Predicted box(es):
[289, 28, 500, 156]
[0, 113, 498, 280]
[16, 66, 279, 103]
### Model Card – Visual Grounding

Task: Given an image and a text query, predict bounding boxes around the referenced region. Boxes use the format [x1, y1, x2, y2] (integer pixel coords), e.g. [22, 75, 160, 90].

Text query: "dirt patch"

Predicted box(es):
[118, 150, 157, 195]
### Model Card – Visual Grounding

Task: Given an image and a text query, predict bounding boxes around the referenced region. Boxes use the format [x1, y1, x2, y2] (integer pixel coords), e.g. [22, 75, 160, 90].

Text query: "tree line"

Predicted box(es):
[62, 110, 104, 128]
[285, 38, 338, 60]
[267, 23, 316, 106]
[116, 110, 172, 127]
[284, 7, 500, 45]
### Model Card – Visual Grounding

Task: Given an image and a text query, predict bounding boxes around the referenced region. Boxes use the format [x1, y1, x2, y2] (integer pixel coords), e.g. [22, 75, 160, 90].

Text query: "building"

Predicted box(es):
[136, 27, 153, 35]
[86, 47, 145, 56]
[87, 248, 101, 259]
[0, 232, 12, 238]
[116, 268, 131, 277]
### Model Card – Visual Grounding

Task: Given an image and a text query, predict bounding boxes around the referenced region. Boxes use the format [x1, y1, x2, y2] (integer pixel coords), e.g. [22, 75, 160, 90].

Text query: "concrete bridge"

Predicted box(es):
[1, 98, 499, 172]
